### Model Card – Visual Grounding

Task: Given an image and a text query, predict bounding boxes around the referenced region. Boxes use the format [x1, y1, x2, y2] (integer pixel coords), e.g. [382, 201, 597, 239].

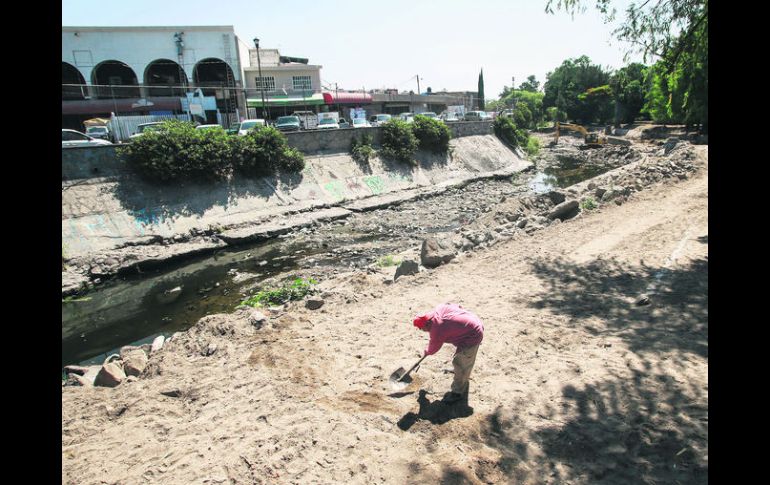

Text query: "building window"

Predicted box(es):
[255, 76, 275, 90]
[292, 76, 312, 90]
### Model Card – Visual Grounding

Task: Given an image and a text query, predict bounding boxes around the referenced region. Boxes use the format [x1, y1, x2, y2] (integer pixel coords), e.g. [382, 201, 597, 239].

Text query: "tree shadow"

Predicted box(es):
[527, 256, 708, 358]
[475, 368, 708, 484]
[397, 390, 474, 431]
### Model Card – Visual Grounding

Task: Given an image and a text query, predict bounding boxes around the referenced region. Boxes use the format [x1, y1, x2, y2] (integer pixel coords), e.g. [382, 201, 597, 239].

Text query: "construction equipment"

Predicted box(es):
[553, 122, 606, 149]
[389, 355, 427, 391]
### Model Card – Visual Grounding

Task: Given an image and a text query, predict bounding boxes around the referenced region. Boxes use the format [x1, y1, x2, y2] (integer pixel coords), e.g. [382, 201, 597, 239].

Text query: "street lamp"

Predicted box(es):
[253, 37, 270, 120]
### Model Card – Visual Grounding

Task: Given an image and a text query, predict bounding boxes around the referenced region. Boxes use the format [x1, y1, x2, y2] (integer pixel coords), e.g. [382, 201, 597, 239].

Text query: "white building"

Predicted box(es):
[62, 26, 250, 127]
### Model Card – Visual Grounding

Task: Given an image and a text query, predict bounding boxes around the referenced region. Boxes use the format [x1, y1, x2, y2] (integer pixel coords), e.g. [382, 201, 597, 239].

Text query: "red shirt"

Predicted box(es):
[418, 303, 484, 355]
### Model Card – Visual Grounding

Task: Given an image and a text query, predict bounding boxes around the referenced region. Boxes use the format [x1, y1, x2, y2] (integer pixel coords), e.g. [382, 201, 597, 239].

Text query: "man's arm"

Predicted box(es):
[424, 326, 445, 356]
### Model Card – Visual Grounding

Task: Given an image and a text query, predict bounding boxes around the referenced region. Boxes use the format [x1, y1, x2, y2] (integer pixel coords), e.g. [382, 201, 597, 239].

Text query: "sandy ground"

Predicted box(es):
[62, 146, 708, 484]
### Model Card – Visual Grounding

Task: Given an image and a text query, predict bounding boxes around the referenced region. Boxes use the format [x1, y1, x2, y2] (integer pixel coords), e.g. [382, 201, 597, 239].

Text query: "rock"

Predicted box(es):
[123, 349, 148, 377]
[601, 189, 619, 202]
[204, 343, 218, 356]
[594, 187, 607, 199]
[103, 354, 121, 365]
[663, 137, 679, 155]
[64, 373, 92, 387]
[63, 365, 89, 376]
[94, 362, 126, 388]
[394, 260, 420, 281]
[548, 200, 580, 220]
[505, 212, 521, 222]
[151, 335, 165, 353]
[119, 345, 146, 361]
[420, 237, 456, 268]
[249, 310, 268, 327]
[517, 218, 528, 229]
[545, 190, 567, 205]
[587, 182, 597, 190]
[305, 297, 325, 310]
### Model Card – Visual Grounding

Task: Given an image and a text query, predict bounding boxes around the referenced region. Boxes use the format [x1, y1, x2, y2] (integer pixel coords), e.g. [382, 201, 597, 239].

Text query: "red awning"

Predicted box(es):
[322, 92, 373, 105]
[62, 97, 182, 115]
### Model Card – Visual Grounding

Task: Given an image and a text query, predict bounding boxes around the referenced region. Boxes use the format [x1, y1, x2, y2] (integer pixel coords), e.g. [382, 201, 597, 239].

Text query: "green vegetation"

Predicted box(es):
[380, 119, 419, 163]
[350, 133, 376, 164]
[118, 120, 305, 182]
[62, 296, 92, 303]
[412, 115, 452, 154]
[238, 277, 318, 308]
[493, 117, 529, 149]
[525, 136, 541, 157]
[478, 69, 485, 110]
[376, 255, 401, 267]
[581, 197, 598, 211]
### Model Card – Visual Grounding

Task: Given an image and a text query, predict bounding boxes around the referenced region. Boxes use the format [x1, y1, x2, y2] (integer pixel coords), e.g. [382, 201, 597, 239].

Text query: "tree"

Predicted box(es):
[545, 0, 708, 132]
[478, 69, 485, 110]
[543, 56, 613, 124]
[518, 75, 541, 92]
[501, 89, 546, 128]
[609, 63, 647, 125]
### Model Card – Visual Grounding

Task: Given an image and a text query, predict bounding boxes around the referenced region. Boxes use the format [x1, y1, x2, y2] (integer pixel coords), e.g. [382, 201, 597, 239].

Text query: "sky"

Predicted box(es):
[62, 0, 645, 100]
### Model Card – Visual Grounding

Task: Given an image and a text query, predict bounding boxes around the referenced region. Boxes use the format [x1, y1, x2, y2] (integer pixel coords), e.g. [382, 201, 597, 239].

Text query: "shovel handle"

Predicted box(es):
[398, 355, 427, 382]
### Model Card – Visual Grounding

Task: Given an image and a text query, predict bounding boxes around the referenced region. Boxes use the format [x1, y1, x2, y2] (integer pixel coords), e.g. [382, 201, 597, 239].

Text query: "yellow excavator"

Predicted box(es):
[553, 122, 606, 149]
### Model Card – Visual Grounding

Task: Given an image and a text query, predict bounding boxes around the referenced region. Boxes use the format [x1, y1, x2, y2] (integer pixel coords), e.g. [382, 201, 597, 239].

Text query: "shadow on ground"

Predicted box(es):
[397, 390, 474, 431]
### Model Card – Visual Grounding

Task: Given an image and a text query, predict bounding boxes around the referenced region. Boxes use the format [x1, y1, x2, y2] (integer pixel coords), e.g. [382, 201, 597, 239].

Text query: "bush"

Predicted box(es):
[350, 133, 376, 164]
[119, 121, 304, 182]
[237, 277, 318, 308]
[119, 120, 231, 182]
[380, 119, 418, 163]
[525, 136, 541, 157]
[493, 117, 528, 148]
[232, 126, 305, 177]
[411, 115, 452, 153]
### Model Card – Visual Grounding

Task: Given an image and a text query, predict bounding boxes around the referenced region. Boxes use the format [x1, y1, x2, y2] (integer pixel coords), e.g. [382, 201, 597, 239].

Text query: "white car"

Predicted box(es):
[195, 124, 224, 131]
[237, 119, 266, 136]
[129, 122, 165, 140]
[351, 118, 371, 128]
[439, 112, 460, 122]
[418, 112, 438, 120]
[62, 129, 112, 148]
[398, 112, 415, 123]
[368, 114, 392, 126]
[317, 118, 340, 130]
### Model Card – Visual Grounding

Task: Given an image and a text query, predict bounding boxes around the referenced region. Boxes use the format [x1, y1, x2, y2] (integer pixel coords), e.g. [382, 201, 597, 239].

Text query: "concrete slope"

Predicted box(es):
[62, 135, 530, 257]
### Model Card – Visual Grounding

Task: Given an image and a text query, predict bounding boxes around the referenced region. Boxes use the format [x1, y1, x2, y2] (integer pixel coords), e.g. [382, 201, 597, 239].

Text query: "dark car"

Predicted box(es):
[275, 116, 301, 132]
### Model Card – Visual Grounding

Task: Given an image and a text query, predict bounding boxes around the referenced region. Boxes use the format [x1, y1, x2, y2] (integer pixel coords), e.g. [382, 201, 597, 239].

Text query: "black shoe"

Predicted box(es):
[443, 392, 464, 403]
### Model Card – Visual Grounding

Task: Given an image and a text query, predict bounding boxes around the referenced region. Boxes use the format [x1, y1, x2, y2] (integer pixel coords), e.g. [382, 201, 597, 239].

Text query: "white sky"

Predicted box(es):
[62, 0, 644, 99]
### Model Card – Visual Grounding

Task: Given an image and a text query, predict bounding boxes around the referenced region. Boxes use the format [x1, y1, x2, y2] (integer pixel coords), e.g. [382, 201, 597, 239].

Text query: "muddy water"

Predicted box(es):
[62, 152, 621, 368]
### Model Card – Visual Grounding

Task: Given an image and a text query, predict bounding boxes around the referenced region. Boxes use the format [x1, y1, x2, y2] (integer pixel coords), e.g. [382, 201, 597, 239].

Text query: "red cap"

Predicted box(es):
[413, 315, 429, 329]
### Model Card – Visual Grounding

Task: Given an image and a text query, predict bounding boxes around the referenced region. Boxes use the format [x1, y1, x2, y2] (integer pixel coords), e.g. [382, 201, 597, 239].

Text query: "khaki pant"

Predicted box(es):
[451, 344, 480, 395]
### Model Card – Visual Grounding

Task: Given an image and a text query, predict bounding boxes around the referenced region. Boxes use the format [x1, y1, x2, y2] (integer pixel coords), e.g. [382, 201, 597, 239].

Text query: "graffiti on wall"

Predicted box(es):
[363, 176, 386, 195]
[323, 181, 346, 201]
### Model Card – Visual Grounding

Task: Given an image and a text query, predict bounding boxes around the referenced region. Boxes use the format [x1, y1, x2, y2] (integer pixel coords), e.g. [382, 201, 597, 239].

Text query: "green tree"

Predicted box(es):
[546, 0, 708, 132]
[609, 63, 648, 125]
[502, 90, 545, 128]
[543, 56, 613, 124]
[518, 75, 541, 92]
[478, 69, 485, 110]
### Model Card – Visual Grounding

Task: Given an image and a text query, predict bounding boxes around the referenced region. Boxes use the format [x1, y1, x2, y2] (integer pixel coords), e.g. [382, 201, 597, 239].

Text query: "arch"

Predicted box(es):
[193, 58, 238, 114]
[144, 58, 189, 97]
[62, 62, 86, 100]
[91, 60, 140, 99]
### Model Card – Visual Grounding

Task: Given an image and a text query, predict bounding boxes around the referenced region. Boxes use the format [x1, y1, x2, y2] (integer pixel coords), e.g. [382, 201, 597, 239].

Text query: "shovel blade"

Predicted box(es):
[388, 367, 413, 391]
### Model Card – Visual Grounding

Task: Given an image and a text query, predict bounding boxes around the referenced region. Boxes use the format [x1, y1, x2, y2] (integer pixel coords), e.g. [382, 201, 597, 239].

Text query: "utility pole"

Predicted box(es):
[254, 38, 269, 120]
[416, 75, 420, 95]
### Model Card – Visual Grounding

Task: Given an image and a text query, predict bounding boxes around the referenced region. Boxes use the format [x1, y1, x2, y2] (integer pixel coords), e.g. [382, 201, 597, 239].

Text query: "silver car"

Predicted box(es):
[62, 129, 113, 148]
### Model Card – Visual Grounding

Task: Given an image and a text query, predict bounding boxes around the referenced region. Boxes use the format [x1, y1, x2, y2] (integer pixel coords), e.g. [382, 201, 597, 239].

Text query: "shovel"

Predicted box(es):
[389, 355, 427, 391]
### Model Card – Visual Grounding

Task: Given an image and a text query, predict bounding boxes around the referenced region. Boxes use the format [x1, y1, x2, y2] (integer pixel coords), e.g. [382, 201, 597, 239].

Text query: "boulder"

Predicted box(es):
[548, 200, 580, 221]
[248, 310, 268, 327]
[305, 296, 325, 310]
[545, 190, 567, 205]
[94, 362, 126, 388]
[420, 237, 456, 268]
[151, 335, 165, 353]
[394, 260, 420, 281]
[122, 349, 148, 377]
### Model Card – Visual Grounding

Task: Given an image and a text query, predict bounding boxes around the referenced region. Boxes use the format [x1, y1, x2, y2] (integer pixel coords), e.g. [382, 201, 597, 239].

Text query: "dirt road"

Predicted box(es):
[62, 146, 708, 484]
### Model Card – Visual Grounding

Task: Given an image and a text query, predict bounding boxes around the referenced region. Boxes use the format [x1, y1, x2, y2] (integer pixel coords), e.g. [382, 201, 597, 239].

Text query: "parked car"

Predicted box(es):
[464, 111, 491, 121]
[129, 122, 165, 140]
[62, 129, 113, 147]
[293, 111, 319, 130]
[352, 118, 371, 128]
[275, 116, 301, 132]
[368, 114, 392, 126]
[439, 112, 460, 122]
[237, 119, 267, 136]
[399, 112, 415, 123]
[338, 118, 350, 128]
[317, 118, 340, 130]
[195, 124, 224, 131]
[417, 112, 438, 120]
[85, 125, 112, 142]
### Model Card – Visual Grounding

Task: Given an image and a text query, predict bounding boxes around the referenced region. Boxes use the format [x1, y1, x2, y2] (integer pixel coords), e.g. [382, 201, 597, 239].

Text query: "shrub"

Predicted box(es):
[411, 115, 452, 153]
[237, 277, 318, 308]
[350, 133, 376, 164]
[118, 121, 304, 182]
[493, 117, 528, 148]
[580, 197, 598, 211]
[525, 136, 541, 157]
[380, 119, 418, 163]
[119, 120, 231, 182]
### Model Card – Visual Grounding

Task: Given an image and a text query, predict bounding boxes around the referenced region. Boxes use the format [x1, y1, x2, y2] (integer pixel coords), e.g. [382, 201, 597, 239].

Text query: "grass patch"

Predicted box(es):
[376, 255, 401, 267]
[238, 277, 318, 308]
[580, 197, 598, 211]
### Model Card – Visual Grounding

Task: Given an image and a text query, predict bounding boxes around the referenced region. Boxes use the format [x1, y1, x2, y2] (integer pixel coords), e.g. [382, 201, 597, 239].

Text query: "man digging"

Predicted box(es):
[413, 303, 484, 403]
